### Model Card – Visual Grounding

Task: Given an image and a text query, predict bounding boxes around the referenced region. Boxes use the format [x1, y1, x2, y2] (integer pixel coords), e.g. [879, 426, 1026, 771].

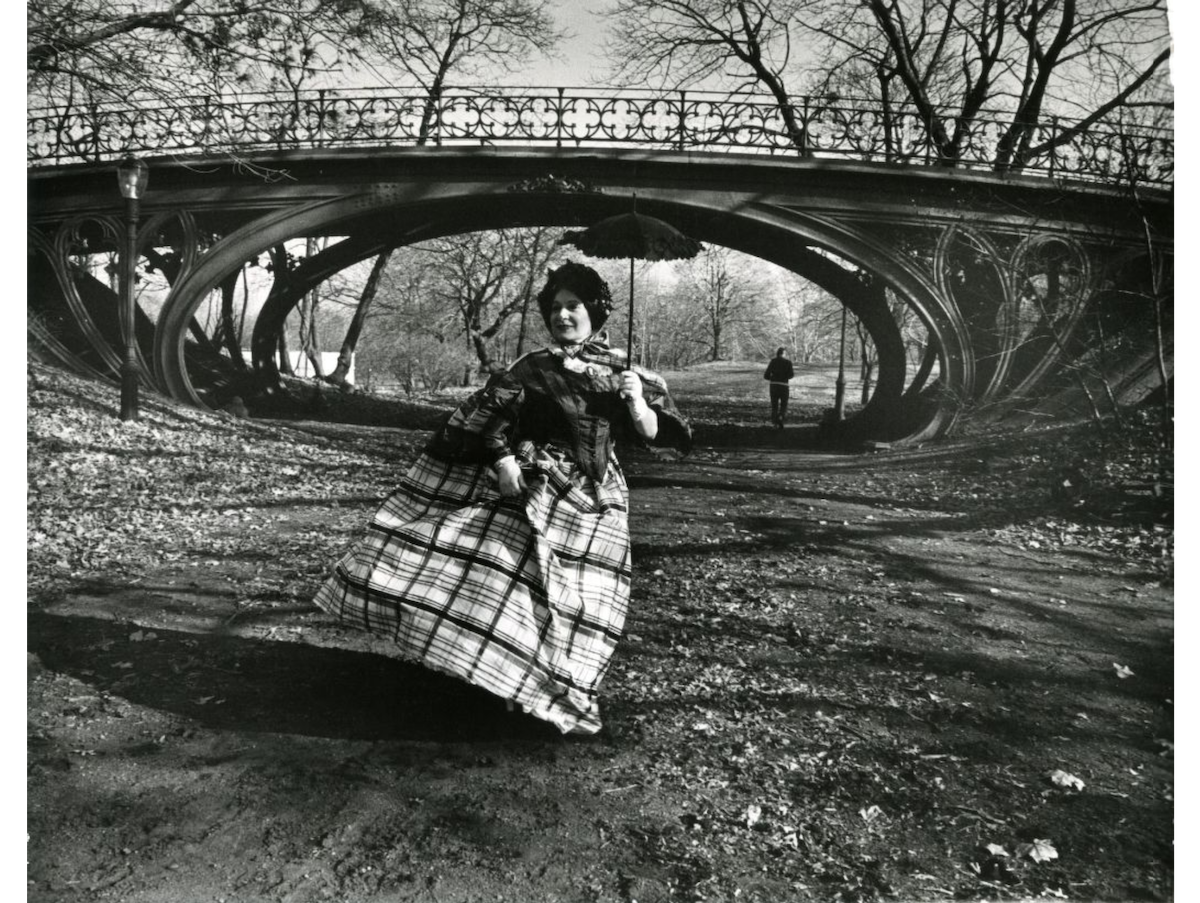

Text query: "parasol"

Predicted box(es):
[558, 204, 703, 365]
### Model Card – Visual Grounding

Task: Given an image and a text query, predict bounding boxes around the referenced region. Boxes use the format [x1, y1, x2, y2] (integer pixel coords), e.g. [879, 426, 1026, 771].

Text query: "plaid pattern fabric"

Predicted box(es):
[313, 440, 631, 735]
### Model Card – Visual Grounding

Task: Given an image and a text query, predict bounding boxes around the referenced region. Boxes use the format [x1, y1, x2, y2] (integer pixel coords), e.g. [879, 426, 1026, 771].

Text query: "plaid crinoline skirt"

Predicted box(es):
[312, 440, 630, 735]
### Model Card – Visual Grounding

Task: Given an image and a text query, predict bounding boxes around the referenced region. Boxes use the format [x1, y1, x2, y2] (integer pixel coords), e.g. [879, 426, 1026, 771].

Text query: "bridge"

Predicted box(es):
[27, 87, 1174, 443]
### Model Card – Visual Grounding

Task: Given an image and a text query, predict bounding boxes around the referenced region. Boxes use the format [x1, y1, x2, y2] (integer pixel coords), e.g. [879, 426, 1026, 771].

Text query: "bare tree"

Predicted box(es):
[419, 229, 560, 374]
[295, 239, 327, 378]
[322, 248, 395, 388]
[28, 0, 377, 109]
[775, 274, 844, 364]
[854, 317, 878, 405]
[679, 247, 769, 361]
[631, 273, 710, 369]
[217, 270, 249, 370]
[360, 0, 564, 143]
[800, 0, 1173, 168]
[351, 249, 483, 394]
[603, 0, 818, 147]
[508, 228, 560, 357]
[601, 0, 1172, 168]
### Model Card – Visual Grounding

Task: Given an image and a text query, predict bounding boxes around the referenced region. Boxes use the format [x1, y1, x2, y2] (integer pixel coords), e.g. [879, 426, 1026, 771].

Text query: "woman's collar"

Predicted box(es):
[552, 334, 604, 356]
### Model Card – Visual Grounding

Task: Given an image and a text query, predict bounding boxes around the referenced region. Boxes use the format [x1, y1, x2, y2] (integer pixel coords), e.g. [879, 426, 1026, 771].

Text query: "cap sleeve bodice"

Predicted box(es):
[428, 349, 691, 481]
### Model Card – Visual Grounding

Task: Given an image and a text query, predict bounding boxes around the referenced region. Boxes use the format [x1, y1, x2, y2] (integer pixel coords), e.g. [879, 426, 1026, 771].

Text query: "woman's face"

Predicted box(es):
[548, 288, 593, 345]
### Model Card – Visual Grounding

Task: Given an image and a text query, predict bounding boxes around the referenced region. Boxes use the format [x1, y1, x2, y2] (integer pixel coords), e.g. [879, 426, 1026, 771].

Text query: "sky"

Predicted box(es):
[334, 0, 628, 92]
[493, 0, 615, 87]
[346, 0, 619, 88]
[1166, 0, 1176, 85]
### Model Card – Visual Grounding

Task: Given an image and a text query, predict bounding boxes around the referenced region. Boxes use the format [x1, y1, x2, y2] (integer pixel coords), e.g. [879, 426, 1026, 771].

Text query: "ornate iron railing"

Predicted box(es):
[27, 87, 1173, 186]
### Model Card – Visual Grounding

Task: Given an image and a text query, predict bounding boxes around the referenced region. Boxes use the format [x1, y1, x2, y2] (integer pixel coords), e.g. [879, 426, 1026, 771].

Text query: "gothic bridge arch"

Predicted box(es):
[27, 148, 1171, 443]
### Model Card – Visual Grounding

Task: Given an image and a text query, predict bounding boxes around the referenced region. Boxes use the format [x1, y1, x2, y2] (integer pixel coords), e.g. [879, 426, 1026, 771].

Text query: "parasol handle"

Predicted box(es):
[626, 257, 635, 370]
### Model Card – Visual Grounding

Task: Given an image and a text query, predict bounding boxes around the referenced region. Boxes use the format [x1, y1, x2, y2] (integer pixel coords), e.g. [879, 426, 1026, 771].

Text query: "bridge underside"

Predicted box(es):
[28, 148, 1172, 443]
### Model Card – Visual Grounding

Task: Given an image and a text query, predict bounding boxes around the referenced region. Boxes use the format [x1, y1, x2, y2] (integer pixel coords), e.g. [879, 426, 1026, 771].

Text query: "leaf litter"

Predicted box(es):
[27, 361, 1172, 903]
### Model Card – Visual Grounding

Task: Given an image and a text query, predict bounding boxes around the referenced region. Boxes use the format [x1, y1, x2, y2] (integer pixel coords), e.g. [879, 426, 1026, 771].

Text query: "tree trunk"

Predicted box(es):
[515, 264, 536, 358]
[471, 329, 496, 375]
[219, 271, 247, 370]
[328, 248, 393, 387]
[297, 238, 325, 379]
[860, 361, 875, 406]
[710, 322, 722, 362]
[277, 330, 294, 376]
[418, 73, 448, 145]
[253, 244, 292, 388]
[328, 248, 388, 386]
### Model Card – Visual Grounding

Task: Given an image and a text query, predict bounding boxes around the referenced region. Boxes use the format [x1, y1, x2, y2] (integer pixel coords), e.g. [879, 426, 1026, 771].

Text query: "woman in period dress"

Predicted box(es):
[313, 262, 691, 735]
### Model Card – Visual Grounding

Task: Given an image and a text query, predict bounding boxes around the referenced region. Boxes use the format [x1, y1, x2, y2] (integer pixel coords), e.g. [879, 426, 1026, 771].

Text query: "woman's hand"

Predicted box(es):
[619, 371, 659, 440]
[495, 456, 527, 498]
[618, 370, 644, 402]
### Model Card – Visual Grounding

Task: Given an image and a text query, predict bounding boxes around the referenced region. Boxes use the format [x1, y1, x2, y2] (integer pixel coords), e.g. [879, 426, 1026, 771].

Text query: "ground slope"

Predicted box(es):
[27, 362, 1173, 903]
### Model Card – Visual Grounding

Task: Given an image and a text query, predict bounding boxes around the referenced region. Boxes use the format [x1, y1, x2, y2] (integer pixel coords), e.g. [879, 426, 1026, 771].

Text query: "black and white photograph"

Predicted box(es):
[27, 1, 1177, 900]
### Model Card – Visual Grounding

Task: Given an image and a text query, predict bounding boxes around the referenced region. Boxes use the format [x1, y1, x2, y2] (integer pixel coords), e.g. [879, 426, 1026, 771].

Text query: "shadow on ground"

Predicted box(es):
[28, 611, 569, 744]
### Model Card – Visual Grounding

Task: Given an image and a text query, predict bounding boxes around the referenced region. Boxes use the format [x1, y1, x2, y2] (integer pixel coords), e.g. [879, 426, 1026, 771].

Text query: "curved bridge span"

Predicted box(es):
[28, 139, 1172, 443]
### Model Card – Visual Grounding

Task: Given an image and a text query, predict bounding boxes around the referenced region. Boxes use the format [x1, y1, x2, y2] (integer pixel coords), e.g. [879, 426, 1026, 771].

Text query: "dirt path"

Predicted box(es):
[27, 365, 1173, 902]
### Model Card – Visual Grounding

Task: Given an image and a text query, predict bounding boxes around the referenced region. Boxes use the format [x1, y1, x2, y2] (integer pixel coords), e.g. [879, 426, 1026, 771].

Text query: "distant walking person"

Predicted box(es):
[763, 347, 794, 428]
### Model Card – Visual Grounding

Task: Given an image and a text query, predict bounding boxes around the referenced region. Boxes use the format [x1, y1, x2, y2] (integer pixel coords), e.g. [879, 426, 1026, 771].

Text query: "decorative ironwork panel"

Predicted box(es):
[27, 88, 1172, 187]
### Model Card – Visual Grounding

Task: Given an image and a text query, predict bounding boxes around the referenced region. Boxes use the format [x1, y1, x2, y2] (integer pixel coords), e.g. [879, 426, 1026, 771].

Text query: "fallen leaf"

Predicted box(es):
[984, 843, 1009, 857]
[1113, 663, 1135, 679]
[1017, 839, 1058, 863]
[1046, 769, 1086, 791]
[859, 804, 883, 823]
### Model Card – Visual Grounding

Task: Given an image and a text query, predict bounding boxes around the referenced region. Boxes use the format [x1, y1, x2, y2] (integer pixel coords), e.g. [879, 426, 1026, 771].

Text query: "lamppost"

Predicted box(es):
[116, 157, 148, 422]
[833, 304, 848, 421]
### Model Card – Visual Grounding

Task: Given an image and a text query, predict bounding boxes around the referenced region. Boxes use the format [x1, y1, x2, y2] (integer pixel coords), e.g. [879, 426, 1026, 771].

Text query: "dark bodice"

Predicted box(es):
[428, 348, 691, 481]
